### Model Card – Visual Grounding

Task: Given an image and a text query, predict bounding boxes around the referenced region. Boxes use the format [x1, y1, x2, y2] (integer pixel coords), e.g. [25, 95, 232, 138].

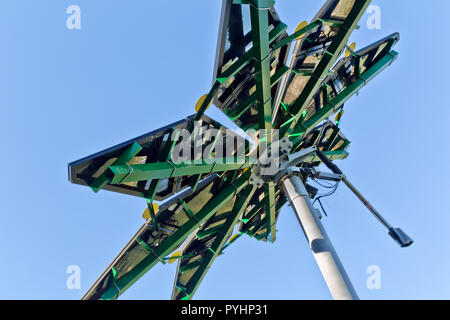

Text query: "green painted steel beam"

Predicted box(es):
[179, 260, 204, 274]
[221, 232, 244, 252]
[271, 65, 290, 88]
[281, 0, 372, 138]
[72, 0, 403, 302]
[234, 0, 275, 8]
[242, 193, 286, 236]
[145, 129, 180, 201]
[175, 184, 257, 300]
[249, 1, 273, 139]
[191, 81, 221, 125]
[291, 50, 398, 138]
[146, 200, 159, 231]
[228, 95, 258, 121]
[192, 19, 286, 129]
[272, 20, 322, 51]
[178, 198, 196, 221]
[264, 183, 277, 243]
[100, 170, 252, 300]
[217, 50, 254, 84]
[89, 142, 142, 193]
[228, 65, 289, 121]
[302, 150, 349, 163]
[242, 199, 264, 223]
[188, 173, 203, 193]
[217, 21, 287, 83]
[319, 18, 347, 28]
[248, 216, 268, 237]
[187, 126, 227, 193]
[107, 158, 253, 185]
[196, 224, 226, 240]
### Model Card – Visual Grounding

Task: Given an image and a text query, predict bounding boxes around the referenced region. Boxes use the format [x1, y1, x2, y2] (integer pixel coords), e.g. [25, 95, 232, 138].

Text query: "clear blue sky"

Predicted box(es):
[1, 0, 449, 300]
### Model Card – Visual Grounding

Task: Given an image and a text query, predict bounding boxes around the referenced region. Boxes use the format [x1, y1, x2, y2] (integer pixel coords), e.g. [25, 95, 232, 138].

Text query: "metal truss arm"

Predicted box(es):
[107, 158, 253, 185]
[89, 142, 142, 192]
[247, 0, 278, 240]
[264, 182, 277, 242]
[145, 129, 180, 201]
[249, 0, 273, 136]
[291, 51, 398, 138]
[227, 65, 289, 121]
[173, 184, 257, 300]
[192, 19, 287, 126]
[282, 0, 372, 138]
[272, 20, 322, 51]
[100, 170, 252, 300]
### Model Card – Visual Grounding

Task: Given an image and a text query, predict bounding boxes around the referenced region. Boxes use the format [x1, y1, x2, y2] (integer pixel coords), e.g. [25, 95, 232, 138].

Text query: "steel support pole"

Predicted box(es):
[281, 174, 358, 300]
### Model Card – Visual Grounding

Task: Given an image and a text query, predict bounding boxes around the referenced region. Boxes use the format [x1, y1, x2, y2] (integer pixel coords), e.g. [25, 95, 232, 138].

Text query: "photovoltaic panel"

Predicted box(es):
[276, 32, 400, 132]
[213, 0, 290, 131]
[69, 0, 400, 300]
[68, 114, 250, 201]
[82, 175, 228, 300]
[277, 0, 359, 110]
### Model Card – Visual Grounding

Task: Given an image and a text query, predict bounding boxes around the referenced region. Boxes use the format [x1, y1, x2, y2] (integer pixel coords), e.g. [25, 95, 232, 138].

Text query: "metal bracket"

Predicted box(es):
[310, 168, 343, 182]
[314, 149, 414, 248]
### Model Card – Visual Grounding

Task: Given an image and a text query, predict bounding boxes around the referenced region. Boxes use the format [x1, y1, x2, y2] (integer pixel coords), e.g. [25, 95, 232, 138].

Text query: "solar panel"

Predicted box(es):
[82, 175, 224, 300]
[213, 0, 290, 131]
[278, 0, 363, 109]
[277, 33, 400, 137]
[78, 115, 350, 300]
[295, 120, 350, 154]
[68, 114, 250, 201]
[273, 0, 373, 137]
[70, 0, 402, 300]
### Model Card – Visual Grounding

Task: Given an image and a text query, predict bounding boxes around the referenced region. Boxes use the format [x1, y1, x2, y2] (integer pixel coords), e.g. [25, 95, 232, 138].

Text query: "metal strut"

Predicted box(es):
[314, 149, 414, 248]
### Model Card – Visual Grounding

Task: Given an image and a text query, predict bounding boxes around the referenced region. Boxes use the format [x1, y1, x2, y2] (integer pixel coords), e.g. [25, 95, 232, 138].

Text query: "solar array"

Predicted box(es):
[69, 0, 399, 300]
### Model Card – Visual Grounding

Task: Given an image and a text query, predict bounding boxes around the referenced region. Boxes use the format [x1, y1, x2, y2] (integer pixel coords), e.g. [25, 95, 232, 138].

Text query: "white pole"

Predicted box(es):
[281, 174, 359, 300]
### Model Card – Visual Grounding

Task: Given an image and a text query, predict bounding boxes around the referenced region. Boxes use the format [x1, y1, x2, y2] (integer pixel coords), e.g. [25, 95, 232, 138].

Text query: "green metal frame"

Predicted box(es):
[247, 0, 280, 243]
[100, 169, 251, 300]
[89, 142, 142, 192]
[173, 184, 257, 300]
[290, 50, 398, 144]
[107, 158, 253, 185]
[71, 0, 400, 301]
[193, 20, 287, 126]
[280, 0, 372, 138]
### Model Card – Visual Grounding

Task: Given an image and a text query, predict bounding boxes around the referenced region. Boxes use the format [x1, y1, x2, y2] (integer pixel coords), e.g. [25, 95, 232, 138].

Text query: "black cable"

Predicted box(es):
[317, 198, 328, 217]
[313, 181, 340, 217]
[312, 178, 336, 189]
